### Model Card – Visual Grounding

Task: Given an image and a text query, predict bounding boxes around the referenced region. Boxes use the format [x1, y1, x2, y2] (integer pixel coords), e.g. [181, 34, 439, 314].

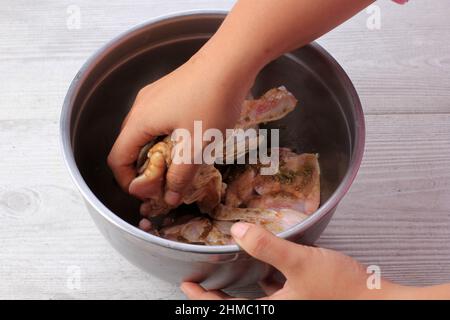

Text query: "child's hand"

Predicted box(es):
[181, 223, 404, 300]
[107, 48, 257, 205]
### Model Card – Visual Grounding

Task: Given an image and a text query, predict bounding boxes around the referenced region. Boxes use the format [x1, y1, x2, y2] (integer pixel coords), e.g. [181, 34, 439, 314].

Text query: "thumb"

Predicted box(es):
[230, 222, 308, 276]
[164, 163, 199, 206]
[163, 126, 204, 206]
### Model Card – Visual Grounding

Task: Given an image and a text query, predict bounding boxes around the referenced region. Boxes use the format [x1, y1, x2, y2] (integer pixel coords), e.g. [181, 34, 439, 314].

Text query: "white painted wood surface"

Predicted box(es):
[0, 0, 449, 299]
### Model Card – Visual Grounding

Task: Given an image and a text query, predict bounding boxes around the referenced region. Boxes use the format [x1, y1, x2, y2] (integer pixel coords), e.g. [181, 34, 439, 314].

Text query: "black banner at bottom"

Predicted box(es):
[0, 300, 445, 318]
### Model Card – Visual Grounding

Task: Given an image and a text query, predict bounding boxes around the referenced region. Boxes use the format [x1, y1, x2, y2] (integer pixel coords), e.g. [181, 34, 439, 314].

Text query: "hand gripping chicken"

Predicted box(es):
[129, 87, 320, 245]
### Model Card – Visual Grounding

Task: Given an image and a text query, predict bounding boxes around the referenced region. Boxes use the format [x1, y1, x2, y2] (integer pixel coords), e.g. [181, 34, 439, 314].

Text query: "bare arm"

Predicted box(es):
[405, 284, 450, 300]
[198, 0, 375, 79]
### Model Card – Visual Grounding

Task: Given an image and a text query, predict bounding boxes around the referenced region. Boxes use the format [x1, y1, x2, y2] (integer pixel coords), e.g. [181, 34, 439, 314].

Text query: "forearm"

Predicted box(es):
[198, 0, 374, 76]
[409, 284, 450, 300]
[371, 281, 450, 300]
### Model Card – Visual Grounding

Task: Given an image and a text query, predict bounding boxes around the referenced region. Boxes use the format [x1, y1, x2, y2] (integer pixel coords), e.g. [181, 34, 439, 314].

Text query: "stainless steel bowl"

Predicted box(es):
[60, 11, 365, 289]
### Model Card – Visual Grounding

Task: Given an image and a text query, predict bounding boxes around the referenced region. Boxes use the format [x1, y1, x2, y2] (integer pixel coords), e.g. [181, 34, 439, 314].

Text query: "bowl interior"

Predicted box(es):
[71, 17, 354, 232]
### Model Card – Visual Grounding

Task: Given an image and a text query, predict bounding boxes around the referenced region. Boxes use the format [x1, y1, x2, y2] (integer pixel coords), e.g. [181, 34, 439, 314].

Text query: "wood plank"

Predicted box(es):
[319, 0, 450, 115]
[317, 114, 450, 286]
[1, 0, 449, 120]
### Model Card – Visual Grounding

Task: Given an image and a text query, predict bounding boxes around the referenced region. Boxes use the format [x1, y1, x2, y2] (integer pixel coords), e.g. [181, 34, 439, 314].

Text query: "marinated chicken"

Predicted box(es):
[158, 217, 234, 246]
[130, 87, 321, 245]
[223, 149, 320, 215]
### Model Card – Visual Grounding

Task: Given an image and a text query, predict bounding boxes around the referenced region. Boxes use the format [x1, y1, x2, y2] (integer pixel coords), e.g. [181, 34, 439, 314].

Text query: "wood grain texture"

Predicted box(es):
[317, 114, 450, 286]
[319, 1, 450, 115]
[0, 0, 449, 299]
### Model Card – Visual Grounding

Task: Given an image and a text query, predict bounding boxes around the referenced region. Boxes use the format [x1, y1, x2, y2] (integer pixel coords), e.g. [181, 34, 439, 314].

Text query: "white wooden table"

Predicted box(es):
[0, 0, 449, 299]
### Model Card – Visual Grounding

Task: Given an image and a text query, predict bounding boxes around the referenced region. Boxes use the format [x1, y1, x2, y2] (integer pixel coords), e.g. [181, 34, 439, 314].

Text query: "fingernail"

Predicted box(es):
[231, 222, 250, 239]
[164, 190, 181, 206]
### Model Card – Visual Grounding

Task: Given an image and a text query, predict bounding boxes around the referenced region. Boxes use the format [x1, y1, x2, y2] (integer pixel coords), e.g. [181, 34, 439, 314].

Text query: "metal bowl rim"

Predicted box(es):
[60, 9, 365, 254]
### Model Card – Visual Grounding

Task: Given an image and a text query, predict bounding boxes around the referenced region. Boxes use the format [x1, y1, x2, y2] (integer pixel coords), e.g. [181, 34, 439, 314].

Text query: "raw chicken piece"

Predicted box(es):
[235, 86, 298, 128]
[142, 149, 320, 243]
[222, 167, 256, 208]
[159, 217, 234, 245]
[210, 149, 320, 233]
[211, 205, 309, 234]
[146, 205, 306, 244]
[225, 149, 321, 215]
[131, 87, 298, 217]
